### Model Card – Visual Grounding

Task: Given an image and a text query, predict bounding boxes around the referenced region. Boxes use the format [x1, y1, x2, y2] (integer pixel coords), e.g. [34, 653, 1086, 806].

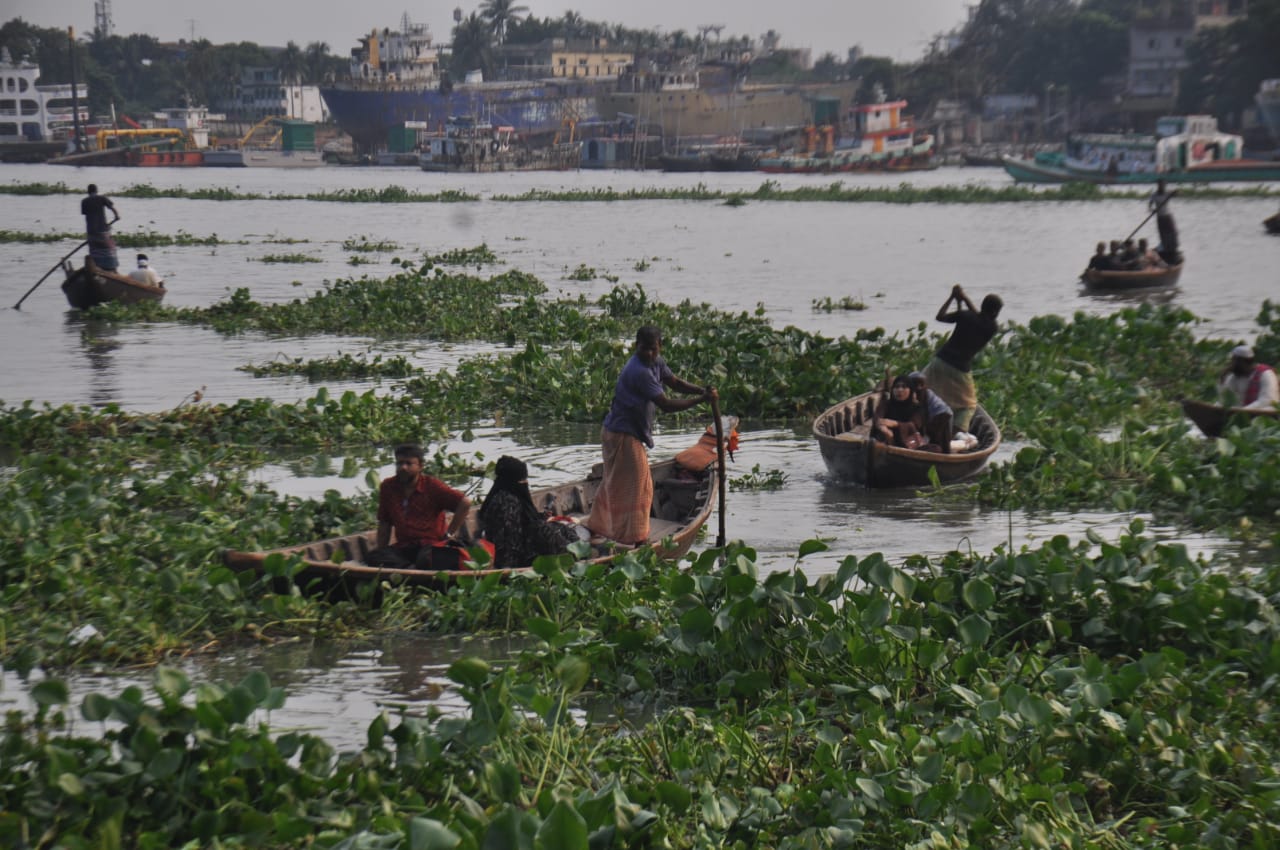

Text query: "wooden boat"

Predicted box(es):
[1081, 262, 1183, 290]
[1265, 212, 1280, 234]
[1181, 398, 1280, 437]
[223, 418, 736, 596]
[812, 391, 1001, 487]
[61, 259, 166, 309]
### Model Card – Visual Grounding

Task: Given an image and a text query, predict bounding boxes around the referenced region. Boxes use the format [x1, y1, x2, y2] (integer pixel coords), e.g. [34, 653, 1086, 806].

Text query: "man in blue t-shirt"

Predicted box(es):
[585, 326, 717, 546]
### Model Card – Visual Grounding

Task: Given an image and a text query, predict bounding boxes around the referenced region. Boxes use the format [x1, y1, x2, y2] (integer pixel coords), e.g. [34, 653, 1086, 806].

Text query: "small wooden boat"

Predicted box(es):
[1265, 211, 1280, 234]
[61, 259, 166, 309]
[812, 391, 1001, 487]
[1181, 398, 1280, 437]
[223, 419, 736, 595]
[1081, 262, 1183, 290]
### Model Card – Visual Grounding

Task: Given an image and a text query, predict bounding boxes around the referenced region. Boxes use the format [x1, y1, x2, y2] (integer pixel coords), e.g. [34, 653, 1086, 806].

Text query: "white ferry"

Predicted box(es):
[0, 48, 90, 162]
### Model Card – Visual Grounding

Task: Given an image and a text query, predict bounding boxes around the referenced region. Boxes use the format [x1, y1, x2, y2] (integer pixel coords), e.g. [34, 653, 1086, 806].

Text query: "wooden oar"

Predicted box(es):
[1124, 193, 1170, 243]
[710, 395, 727, 547]
[14, 240, 88, 309]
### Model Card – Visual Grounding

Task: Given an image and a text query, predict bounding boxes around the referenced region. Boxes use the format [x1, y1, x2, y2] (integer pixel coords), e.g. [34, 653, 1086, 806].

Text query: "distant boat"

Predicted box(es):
[757, 98, 935, 174]
[1265, 210, 1280, 234]
[202, 117, 325, 168]
[1003, 115, 1280, 184]
[418, 115, 580, 172]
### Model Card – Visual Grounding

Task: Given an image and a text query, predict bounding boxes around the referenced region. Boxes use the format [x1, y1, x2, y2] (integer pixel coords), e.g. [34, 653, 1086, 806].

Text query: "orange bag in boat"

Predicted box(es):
[675, 420, 739, 472]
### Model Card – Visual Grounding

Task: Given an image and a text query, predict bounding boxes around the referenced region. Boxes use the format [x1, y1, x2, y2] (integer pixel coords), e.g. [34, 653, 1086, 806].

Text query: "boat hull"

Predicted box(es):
[320, 81, 606, 152]
[202, 149, 326, 168]
[1181, 398, 1280, 438]
[223, 423, 734, 598]
[125, 149, 204, 167]
[1081, 262, 1183, 290]
[61, 262, 165, 310]
[1003, 154, 1280, 184]
[812, 391, 1001, 487]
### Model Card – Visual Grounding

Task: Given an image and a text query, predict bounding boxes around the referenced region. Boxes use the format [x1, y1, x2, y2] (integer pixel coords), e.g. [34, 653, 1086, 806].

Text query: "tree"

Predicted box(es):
[450, 12, 493, 79]
[277, 40, 305, 85]
[480, 0, 529, 45]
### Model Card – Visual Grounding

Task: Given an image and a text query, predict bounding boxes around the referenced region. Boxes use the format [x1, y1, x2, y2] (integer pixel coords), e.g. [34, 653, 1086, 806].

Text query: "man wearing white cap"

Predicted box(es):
[1218, 345, 1278, 409]
[127, 253, 164, 288]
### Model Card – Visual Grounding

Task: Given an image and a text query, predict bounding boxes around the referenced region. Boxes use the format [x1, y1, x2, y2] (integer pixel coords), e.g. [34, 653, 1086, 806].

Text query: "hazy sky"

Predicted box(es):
[6, 0, 971, 63]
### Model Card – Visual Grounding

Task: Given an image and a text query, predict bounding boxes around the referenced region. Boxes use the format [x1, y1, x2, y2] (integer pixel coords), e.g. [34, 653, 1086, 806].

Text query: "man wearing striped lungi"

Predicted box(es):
[586, 326, 717, 546]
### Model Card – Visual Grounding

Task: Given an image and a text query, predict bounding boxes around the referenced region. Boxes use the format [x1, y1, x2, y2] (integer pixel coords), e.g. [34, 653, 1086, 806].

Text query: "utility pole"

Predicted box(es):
[68, 27, 85, 153]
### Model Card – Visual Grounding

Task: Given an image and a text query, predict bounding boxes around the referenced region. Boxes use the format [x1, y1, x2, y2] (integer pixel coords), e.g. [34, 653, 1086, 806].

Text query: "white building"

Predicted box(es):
[221, 67, 329, 122]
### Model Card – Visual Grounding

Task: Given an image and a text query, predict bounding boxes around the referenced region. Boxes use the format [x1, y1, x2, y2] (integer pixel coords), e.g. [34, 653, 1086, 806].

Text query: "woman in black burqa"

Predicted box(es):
[478, 456, 578, 568]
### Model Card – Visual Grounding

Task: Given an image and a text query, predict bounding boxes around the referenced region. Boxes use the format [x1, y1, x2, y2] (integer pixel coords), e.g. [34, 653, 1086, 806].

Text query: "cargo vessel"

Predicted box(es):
[319, 20, 612, 153]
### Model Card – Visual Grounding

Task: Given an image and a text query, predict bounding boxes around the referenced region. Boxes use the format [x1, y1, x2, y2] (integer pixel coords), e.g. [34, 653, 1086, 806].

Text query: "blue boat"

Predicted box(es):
[319, 20, 614, 152]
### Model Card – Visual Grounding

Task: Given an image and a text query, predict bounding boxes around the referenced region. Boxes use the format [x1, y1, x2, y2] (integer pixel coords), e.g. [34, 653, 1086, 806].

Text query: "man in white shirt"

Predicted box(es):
[127, 253, 164, 288]
[1218, 345, 1279, 409]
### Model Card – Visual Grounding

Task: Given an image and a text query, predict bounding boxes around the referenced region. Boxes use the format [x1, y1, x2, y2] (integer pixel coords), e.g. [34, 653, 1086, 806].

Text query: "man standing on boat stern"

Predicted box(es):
[1148, 178, 1179, 263]
[922, 285, 1002, 433]
[366, 443, 471, 569]
[81, 184, 120, 271]
[585, 326, 717, 546]
[1219, 346, 1279, 410]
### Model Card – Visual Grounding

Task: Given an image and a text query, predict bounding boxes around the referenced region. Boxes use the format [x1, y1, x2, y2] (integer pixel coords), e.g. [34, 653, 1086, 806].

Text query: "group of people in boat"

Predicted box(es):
[1084, 179, 1182, 273]
[873, 285, 1002, 453]
[365, 323, 719, 571]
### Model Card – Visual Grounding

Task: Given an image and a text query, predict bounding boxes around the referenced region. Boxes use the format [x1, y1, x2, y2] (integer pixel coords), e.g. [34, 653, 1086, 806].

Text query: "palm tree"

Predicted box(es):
[277, 41, 306, 85]
[481, 0, 529, 45]
[304, 41, 331, 84]
[450, 12, 493, 79]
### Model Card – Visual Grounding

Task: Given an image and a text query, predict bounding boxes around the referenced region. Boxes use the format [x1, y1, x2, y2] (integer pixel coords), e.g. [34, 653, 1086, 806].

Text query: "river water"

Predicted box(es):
[1, 162, 1276, 747]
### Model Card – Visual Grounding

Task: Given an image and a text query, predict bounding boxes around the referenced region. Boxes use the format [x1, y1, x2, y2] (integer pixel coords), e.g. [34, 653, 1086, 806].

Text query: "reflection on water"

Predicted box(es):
[0, 634, 530, 753]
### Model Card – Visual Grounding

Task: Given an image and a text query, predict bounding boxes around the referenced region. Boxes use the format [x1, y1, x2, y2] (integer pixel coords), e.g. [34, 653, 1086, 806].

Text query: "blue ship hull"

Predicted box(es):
[319, 80, 608, 152]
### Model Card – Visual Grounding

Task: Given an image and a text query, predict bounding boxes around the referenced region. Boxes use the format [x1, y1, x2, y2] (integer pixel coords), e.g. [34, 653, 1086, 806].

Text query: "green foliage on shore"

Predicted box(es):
[2, 180, 1275, 206]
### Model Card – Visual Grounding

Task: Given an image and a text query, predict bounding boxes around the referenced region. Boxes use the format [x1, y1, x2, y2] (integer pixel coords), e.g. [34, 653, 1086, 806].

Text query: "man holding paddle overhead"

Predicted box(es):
[922, 285, 1002, 434]
[81, 184, 120, 271]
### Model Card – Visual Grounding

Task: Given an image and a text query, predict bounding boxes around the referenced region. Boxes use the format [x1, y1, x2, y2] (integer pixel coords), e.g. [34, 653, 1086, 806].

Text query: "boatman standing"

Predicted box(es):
[922, 285, 1002, 433]
[81, 184, 120, 271]
[1148, 178, 1179, 264]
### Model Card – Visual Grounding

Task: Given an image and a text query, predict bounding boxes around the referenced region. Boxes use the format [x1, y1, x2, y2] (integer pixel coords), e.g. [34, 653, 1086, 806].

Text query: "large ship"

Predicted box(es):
[596, 60, 860, 141]
[319, 19, 614, 153]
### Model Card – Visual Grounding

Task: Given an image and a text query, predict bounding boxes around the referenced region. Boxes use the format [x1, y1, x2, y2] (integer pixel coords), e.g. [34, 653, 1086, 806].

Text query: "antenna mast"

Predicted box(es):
[93, 0, 113, 39]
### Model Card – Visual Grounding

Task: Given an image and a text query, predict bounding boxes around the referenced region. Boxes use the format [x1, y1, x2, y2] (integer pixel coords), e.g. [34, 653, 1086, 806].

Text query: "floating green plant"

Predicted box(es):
[812, 295, 868, 312]
[254, 253, 324, 264]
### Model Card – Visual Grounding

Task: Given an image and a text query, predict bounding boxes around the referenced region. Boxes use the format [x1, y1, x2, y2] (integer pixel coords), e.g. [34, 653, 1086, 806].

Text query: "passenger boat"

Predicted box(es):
[222, 418, 737, 595]
[1002, 115, 1280, 184]
[812, 391, 1000, 487]
[1181, 398, 1280, 438]
[757, 98, 934, 174]
[61, 259, 165, 309]
[1081, 262, 1183, 290]
[419, 115, 580, 172]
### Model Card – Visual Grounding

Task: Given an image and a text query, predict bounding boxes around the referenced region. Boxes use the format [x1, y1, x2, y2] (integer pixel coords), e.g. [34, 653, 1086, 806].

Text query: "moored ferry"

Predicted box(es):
[756, 97, 934, 173]
[0, 48, 90, 162]
[1003, 114, 1280, 183]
